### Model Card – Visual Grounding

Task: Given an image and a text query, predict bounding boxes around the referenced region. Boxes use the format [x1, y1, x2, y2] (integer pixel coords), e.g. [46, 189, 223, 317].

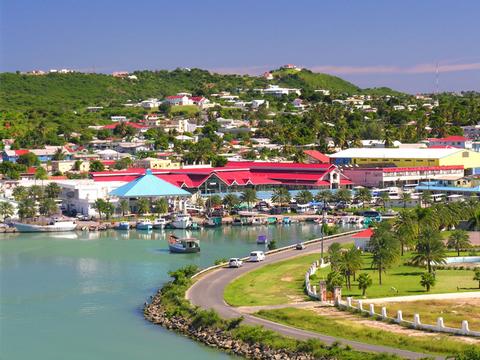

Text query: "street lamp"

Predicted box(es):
[320, 209, 327, 260]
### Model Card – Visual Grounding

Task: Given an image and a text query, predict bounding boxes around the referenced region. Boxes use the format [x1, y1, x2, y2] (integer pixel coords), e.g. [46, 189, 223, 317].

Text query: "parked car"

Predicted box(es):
[228, 258, 243, 268]
[295, 242, 305, 250]
[249, 251, 265, 262]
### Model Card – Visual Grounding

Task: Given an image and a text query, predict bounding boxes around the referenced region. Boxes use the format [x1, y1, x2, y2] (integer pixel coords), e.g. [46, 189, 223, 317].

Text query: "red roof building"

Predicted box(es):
[304, 150, 330, 164]
[352, 228, 374, 251]
[427, 136, 472, 149]
[103, 122, 149, 130]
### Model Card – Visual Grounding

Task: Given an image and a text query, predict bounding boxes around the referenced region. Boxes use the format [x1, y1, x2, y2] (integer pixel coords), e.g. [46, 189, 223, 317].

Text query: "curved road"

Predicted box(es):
[186, 233, 435, 360]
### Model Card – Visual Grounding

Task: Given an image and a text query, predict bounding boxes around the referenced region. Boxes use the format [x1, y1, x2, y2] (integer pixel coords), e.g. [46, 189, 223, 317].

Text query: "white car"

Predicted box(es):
[228, 258, 243, 268]
[249, 251, 265, 262]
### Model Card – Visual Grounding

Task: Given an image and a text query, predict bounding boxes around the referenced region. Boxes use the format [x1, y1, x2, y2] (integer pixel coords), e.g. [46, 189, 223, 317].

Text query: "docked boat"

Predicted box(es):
[115, 221, 130, 230]
[136, 220, 153, 231]
[153, 218, 167, 230]
[282, 217, 291, 225]
[170, 213, 192, 229]
[232, 218, 243, 226]
[257, 234, 268, 244]
[12, 219, 77, 233]
[203, 217, 222, 228]
[168, 234, 200, 253]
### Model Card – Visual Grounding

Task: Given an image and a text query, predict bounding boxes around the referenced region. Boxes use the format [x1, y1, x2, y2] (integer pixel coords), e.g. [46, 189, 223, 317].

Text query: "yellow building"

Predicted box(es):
[330, 148, 480, 172]
[134, 157, 180, 169]
[51, 160, 90, 173]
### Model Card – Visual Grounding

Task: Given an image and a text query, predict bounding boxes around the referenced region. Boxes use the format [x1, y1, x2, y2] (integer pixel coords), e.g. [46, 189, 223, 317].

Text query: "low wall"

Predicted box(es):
[338, 297, 480, 338]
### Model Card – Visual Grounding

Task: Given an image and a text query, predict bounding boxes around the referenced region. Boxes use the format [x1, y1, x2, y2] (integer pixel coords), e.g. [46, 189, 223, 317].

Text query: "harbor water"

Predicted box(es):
[0, 224, 348, 360]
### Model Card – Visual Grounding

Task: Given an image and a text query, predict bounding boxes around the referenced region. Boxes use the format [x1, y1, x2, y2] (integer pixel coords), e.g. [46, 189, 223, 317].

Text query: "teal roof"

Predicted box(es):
[110, 170, 190, 198]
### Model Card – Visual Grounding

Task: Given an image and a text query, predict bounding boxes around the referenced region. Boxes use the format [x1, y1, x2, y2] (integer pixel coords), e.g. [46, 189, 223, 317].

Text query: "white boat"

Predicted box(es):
[136, 220, 153, 231]
[153, 218, 167, 230]
[170, 213, 192, 229]
[12, 219, 77, 233]
[168, 234, 200, 253]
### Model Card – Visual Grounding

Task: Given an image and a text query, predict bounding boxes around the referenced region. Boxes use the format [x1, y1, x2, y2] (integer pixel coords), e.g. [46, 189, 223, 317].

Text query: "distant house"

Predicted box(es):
[165, 95, 193, 106]
[261, 85, 301, 97]
[251, 99, 269, 109]
[353, 228, 374, 251]
[2, 146, 71, 163]
[304, 150, 330, 164]
[111, 116, 127, 122]
[263, 72, 273, 80]
[140, 98, 161, 109]
[190, 96, 210, 108]
[103, 122, 149, 132]
[427, 136, 473, 150]
[292, 98, 305, 110]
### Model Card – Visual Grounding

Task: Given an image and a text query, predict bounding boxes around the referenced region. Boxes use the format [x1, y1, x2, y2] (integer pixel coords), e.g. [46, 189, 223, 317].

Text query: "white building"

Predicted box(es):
[140, 98, 161, 109]
[164, 95, 193, 106]
[111, 116, 127, 122]
[260, 85, 301, 97]
[251, 99, 269, 109]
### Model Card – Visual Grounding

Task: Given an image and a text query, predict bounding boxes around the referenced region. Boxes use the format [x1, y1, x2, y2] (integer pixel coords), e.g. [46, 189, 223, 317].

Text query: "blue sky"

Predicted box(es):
[1, 0, 479, 93]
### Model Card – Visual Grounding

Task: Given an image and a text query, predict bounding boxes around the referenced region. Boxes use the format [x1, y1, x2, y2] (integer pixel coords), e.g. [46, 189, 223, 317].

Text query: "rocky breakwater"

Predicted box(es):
[144, 290, 314, 360]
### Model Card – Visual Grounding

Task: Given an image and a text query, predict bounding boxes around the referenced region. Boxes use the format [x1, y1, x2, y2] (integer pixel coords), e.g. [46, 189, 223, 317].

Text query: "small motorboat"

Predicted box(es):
[168, 234, 200, 253]
[115, 221, 130, 230]
[171, 213, 192, 229]
[203, 217, 222, 228]
[153, 218, 167, 230]
[282, 217, 291, 225]
[257, 234, 268, 244]
[136, 220, 153, 231]
[232, 218, 243, 226]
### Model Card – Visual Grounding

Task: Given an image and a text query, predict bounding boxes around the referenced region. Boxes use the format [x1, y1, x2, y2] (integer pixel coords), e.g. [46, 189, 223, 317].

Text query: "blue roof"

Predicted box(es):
[416, 185, 480, 193]
[110, 169, 191, 198]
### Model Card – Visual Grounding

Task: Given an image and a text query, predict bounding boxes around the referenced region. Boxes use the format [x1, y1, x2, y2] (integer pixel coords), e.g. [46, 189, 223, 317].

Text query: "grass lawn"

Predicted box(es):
[225, 252, 479, 307]
[374, 299, 480, 331]
[256, 307, 477, 356]
[169, 105, 199, 116]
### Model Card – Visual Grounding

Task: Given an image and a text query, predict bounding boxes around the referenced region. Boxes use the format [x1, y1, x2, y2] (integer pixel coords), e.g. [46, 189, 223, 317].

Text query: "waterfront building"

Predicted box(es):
[426, 135, 473, 149]
[330, 148, 480, 174]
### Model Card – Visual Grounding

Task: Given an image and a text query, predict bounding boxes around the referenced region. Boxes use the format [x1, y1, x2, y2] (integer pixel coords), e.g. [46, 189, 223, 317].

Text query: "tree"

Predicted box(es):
[473, 268, 480, 289]
[153, 198, 168, 214]
[89, 160, 105, 172]
[399, 191, 412, 209]
[93, 199, 107, 219]
[118, 199, 130, 216]
[73, 160, 83, 171]
[52, 148, 65, 161]
[378, 191, 389, 211]
[271, 188, 291, 207]
[0, 201, 14, 221]
[421, 191, 432, 207]
[34, 167, 48, 181]
[420, 272, 436, 292]
[28, 185, 44, 202]
[45, 182, 61, 199]
[17, 152, 40, 167]
[240, 189, 257, 210]
[223, 194, 240, 210]
[315, 190, 331, 209]
[357, 273, 373, 296]
[18, 198, 36, 219]
[114, 157, 133, 170]
[295, 190, 313, 205]
[205, 195, 222, 210]
[411, 228, 446, 273]
[39, 198, 58, 216]
[326, 270, 343, 292]
[12, 185, 28, 201]
[355, 188, 372, 208]
[447, 230, 471, 256]
[103, 200, 115, 220]
[334, 188, 351, 203]
[327, 242, 343, 271]
[136, 198, 150, 215]
[369, 222, 400, 284]
[393, 209, 418, 256]
[340, 245, 363, 289]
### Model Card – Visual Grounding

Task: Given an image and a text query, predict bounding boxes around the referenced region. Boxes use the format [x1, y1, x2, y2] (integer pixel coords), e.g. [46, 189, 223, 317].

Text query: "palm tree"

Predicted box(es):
[340, 245, 363, 289]
[335, 188, 351, 203]
[378, 192, 389, 211]
[421, 191, 432, 207]
[473, 268, 480, 289]
[327, 242, 343, 271]
[295, 190, 313, 205]
[12, 186, 28, 202]
[0, 201, 14, 221]
[45, 182, 62, 199]
[136, 198, 151, 215]
[39, 198, 58, 216]
[411, 228, 446, 273]
[94, 199, 106, 220]
[205, 195, 222, 211]
[393, 209, 418, 256]
[52, 148, 66, 161]
[326, 270, 343, 292]
[357, 273, 373, 296]
[355, 188, 372, 208]
[153, 198, 168, 215]
[314, 190, 331, 209]
[271, 188, 291, 207]
[399, 191, 412, 209]
[420, 272, 436, 292]
[447, 230, 471, 256]
[118, 199, 130, 216]
[18, 198, 36, 220]
[223, 194, 240, 211]
[369, 223, 400, 284]
[240, 189, 257, 211]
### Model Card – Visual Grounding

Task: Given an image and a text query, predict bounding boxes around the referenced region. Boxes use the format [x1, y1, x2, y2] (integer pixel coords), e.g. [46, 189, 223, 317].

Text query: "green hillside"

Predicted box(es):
[272, 68, 360, 93]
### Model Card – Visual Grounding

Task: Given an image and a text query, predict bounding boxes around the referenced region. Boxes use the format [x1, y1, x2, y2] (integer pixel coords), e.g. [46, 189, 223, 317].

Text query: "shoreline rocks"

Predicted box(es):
[144, 290, 314, 360]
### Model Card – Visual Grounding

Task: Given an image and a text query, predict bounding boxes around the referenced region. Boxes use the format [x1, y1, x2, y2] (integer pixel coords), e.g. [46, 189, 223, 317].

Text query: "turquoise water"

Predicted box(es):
[0, 224, 329, 360]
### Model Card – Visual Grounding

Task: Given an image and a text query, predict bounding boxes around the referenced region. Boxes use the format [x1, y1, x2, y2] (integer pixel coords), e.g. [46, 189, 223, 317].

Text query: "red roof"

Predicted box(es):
[103, 122, 148, 130]
[429, 136, 470, 142]
[15, 150, 30, 156]
[347, 165, 464, 173]
[352, 228, 374, 238]
[304, 150, 330, 163]
[190, 96, 206, 102]
[165, 95, 185, 100]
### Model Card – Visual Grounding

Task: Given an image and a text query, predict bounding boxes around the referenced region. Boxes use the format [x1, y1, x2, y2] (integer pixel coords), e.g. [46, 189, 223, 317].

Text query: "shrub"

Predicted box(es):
[191, 309, 222, 329]
[214, 258, 228, 265]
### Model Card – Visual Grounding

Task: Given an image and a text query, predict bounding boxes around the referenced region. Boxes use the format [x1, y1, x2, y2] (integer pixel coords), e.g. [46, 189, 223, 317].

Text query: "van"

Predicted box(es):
[249, 251, 265, 262]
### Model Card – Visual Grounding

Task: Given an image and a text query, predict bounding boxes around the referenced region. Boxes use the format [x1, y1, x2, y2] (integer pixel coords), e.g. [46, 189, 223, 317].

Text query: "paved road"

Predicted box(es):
[186, 233, 436, 360]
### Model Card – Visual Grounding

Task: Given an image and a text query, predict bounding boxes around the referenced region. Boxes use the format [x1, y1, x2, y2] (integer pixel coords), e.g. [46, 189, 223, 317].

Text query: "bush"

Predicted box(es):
[214, 258, 228, 265]
[191, 309, 222, 329]
[267, 239, 277, 250]
[226, 316, 244, 330]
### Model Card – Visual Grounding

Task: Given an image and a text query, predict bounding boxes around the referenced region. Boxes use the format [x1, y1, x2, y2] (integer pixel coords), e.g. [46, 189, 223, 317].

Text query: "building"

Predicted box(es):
[140, 98, 161, 109]
[134, 157, 180, 169]
[462, 123, 480, 140]
[304, 150, 330, 164]
[111, 116, 127, 122]
[164, 95, 193, 106]
[2, 146, 71, 163]
[259, 85, 301, 97]
[427, 136, 473, 149]
[353, 228, 374, 251]
[416, 180, 480, 200]
[330, 148, 480, 173]
[343, 165, 464, 188]
[251, 99, 269, 109]
[90, 161, 352, 196]
[51, 160, 90, 173]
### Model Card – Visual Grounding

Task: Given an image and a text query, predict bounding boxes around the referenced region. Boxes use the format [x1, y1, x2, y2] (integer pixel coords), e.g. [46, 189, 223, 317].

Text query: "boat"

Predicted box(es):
[136, 220, 153, 231]
[12, 219, 77, 233]
[267, 217, 277, 225]
[168, 233, 200, 253]
[232, 218, 243, 226]
[170, 213, 192, 229]
[251, 217, 266, 226]
[115, 221, 130, 230]
[282, 217, 291, 225]
[257, 234, 268, 244]
[203, 217, 222, 228]
[153, 218, 167, 230]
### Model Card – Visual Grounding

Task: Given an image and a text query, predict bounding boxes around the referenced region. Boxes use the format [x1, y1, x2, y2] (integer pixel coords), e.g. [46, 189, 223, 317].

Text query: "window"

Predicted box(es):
[462, 151, 469, 158]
